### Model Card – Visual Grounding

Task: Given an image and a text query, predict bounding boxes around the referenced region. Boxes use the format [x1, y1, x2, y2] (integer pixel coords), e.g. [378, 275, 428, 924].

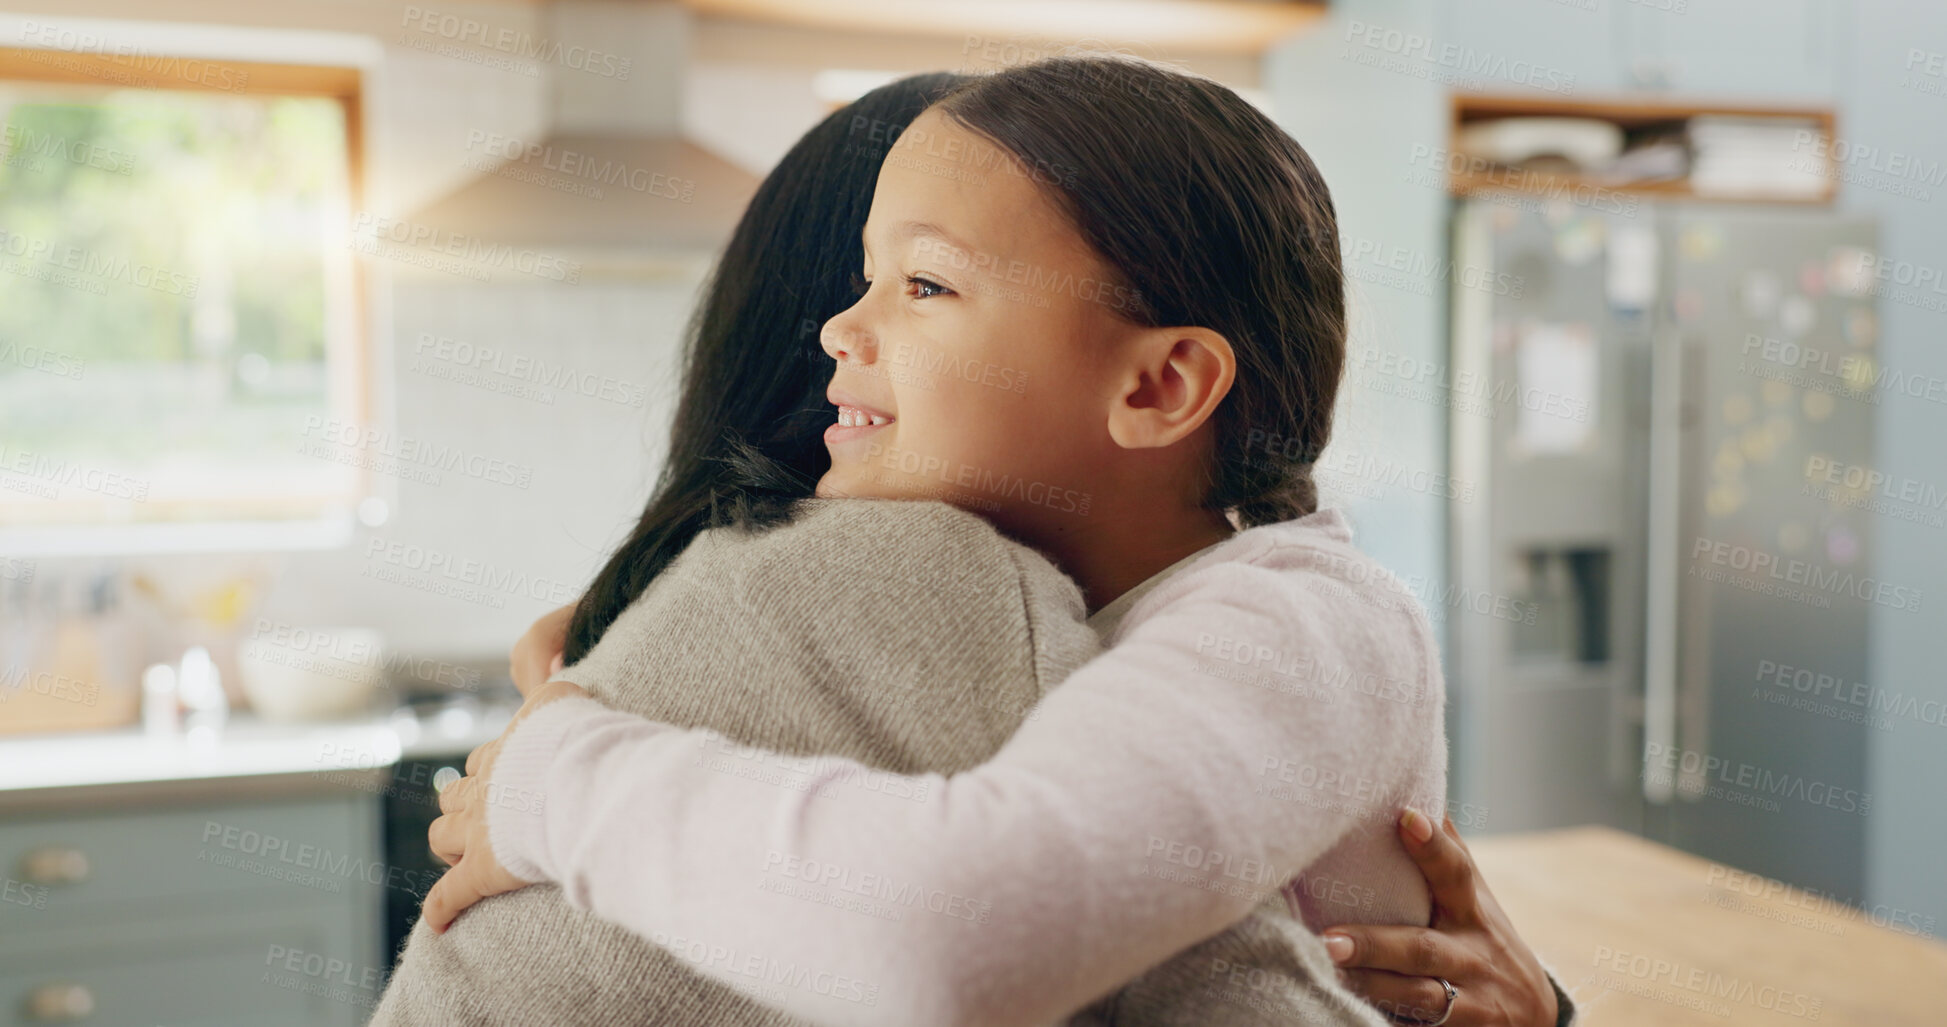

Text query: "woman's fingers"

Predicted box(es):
[428, 814, 465, 866]
[1399, 807, 1480, 920]
[1323, 924, 1464, 979]
[464, 738, 500, 778]
[437, 772, 475, 815]
[1337, 968, 1459, 1025]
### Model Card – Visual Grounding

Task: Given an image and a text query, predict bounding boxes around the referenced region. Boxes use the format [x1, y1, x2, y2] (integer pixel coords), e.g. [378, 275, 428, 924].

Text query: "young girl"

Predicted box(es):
[374, 72, 1382, 1027]
[433, 57, 1561, 1026]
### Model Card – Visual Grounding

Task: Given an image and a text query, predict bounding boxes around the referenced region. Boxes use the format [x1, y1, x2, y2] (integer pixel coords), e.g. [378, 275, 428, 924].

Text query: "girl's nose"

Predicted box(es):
[820, 311, 878, 365]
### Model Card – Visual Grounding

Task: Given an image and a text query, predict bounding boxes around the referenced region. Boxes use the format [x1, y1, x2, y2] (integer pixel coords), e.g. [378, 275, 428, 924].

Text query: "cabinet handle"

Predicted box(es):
[19, 847, 90, 886]
[25, 983, 95, 1021]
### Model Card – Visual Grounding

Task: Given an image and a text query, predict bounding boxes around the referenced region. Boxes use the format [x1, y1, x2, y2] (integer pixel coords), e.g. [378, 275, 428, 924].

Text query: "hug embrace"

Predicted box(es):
[371, 57, 1574, 1027]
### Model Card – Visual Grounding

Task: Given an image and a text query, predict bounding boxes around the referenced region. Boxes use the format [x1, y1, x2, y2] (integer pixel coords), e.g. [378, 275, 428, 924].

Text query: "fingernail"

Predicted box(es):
[1324, 932, 1353, 963]
[1401, 808, 1434, 844]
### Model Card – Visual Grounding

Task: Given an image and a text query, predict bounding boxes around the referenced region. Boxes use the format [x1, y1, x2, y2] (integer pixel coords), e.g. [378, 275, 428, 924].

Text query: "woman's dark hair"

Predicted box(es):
[563, 72, 969, 665]
[934, 56, 1345, 527]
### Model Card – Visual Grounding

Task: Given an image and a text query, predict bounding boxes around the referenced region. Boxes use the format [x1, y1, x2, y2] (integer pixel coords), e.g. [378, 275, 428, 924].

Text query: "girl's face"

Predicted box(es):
[816, 108, 1128, 529]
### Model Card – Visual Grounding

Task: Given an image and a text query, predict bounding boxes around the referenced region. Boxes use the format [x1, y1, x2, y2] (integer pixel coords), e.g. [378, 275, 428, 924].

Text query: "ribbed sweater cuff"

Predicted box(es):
[487, 696, 608, 884]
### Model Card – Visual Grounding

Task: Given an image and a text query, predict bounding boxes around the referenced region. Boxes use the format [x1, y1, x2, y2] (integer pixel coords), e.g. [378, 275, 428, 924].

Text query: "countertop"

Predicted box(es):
[1471, 826, 1947, 1026]
[0, 700, 518, 812]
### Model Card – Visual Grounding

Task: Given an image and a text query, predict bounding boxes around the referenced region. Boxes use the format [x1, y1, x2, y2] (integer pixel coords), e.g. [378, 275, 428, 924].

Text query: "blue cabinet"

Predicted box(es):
[1434, 0, 1843, 100]
[0, 794, 384, 1027]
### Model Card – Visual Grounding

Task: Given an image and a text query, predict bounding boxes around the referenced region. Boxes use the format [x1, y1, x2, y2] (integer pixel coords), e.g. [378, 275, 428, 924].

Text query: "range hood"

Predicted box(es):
[402, 1, 757, 270]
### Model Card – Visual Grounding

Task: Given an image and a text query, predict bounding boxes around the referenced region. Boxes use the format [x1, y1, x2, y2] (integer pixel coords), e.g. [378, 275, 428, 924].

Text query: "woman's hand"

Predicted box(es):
[510, 603, 575, 696]
[421, 679, 590, 932]
[1323, 809, 1561, 1027]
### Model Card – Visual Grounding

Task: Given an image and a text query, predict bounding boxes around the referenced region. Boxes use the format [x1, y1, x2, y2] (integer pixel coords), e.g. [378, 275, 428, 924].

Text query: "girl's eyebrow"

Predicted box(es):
[895, 219, 976, 255]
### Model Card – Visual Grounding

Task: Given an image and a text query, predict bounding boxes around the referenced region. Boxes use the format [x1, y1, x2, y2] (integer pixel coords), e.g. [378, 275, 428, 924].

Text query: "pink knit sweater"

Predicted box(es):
[488, 508, 1447, 1026]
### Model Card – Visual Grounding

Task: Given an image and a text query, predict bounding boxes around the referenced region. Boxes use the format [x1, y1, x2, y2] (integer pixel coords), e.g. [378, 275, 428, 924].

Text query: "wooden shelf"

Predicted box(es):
[1445, 93, 1840, 207]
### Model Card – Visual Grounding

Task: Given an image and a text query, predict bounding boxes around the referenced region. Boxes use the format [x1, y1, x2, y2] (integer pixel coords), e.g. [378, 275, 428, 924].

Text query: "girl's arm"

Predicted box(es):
[471, 552, 1440, 1027]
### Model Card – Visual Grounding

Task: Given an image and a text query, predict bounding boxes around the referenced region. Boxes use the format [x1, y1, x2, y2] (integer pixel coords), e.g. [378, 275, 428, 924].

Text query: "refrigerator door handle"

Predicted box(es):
[1642, 322, 1682, 804]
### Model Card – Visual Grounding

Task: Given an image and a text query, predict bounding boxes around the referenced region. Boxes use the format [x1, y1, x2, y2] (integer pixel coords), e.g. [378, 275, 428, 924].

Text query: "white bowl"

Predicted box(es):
[236, 627, 386, 722]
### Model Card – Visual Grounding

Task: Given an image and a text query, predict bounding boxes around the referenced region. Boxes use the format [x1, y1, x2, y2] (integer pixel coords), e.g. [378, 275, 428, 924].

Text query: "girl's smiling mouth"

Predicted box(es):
[825, 391, 896, 445]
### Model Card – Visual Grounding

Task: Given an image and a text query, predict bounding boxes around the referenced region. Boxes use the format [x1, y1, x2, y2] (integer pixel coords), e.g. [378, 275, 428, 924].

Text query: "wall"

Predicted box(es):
[1842, 0, 1947, 940]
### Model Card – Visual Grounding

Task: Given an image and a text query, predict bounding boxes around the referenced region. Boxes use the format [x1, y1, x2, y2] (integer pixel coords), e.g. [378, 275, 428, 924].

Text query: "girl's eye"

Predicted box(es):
[849, 271, 870, 297]
[905, 275, 953, 299]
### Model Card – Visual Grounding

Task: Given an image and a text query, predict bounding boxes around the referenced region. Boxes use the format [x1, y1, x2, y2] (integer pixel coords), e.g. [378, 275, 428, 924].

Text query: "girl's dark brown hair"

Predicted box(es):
[935, 56, 1346, 526]
[560, 72, 969, 665]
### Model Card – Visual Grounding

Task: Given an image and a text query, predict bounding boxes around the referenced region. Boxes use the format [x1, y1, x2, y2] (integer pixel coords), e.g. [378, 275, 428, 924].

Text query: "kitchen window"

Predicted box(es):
[0, 46, 365, 550]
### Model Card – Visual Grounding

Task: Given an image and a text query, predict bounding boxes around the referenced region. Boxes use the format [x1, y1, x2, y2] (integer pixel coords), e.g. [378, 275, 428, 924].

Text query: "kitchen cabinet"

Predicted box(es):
[0, 795, 383, 1027]
[1616, 0, 1843, 100]
[1435, 0, 1843, 101]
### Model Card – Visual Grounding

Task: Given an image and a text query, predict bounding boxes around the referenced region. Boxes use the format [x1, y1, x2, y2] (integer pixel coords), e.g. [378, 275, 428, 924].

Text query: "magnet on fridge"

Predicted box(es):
[1825, 524, 1860, 566]
[1553, 217, 1604, 265]
[1845, 308, 1877, 347]
[1803, 390, 1835, 422]
[1826, 246, 1875, 296]
[1740, 270, 1781, 318]
[1798, 261, 1826, 297]
[1680, 224, 1723, 261]
[1779, 295, 1815, 337]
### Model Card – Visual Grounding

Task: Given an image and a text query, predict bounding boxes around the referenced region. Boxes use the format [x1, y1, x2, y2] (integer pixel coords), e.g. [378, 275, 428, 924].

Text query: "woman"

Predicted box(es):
[432, 64, 1572, 1027]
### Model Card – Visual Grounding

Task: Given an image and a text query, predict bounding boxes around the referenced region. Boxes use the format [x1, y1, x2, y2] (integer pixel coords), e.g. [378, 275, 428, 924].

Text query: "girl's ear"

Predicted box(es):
[1106, 326, 1236, 450]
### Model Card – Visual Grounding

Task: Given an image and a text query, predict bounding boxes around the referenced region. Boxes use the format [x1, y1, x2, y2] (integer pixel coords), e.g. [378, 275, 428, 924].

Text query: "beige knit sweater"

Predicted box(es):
[369, 499, 1384, 1026]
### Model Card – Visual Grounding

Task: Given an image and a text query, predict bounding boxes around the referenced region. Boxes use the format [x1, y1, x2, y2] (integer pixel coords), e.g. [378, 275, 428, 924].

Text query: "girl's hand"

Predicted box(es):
[422, 680, 590, 931]
[510, 603, 575, 696]
[1323, 809, 1560, 1027]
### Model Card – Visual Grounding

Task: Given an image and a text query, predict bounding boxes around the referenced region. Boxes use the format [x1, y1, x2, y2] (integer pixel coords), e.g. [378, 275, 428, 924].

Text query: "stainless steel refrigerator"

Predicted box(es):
[1447, 197, 1882, 900]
